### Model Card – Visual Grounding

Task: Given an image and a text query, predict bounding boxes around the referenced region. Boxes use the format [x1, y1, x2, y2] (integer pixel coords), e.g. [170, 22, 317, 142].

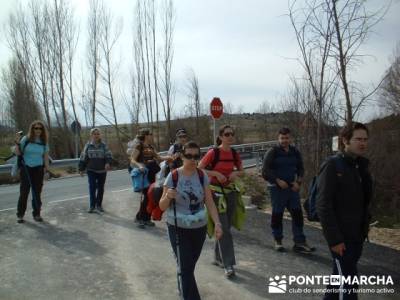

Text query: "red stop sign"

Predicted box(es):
[210, 97, 223, 119]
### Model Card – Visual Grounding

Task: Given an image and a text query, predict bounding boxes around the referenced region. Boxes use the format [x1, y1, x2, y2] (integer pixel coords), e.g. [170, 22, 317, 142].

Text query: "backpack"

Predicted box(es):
[206, 147, 239, 170]
[303, 155, 345, 222]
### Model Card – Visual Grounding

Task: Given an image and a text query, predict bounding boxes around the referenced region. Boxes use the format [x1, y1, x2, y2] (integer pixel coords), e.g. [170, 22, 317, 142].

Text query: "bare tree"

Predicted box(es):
[329, 0, 388, 124]
[2, 58, 42, 131]
[380, 43, 400, 115]
[98, 2, 124, 152]
[185, 68, 201, 135]
[159, 0, 176, 140]
[87, 0, 102, 127]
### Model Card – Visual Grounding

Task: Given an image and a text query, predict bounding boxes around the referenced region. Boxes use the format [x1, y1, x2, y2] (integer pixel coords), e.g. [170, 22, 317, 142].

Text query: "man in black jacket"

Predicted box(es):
[316, 122, 372, 300]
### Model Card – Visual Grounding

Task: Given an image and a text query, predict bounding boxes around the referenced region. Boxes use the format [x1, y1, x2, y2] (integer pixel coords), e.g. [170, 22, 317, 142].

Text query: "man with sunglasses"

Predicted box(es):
[262, 127, 314, 254]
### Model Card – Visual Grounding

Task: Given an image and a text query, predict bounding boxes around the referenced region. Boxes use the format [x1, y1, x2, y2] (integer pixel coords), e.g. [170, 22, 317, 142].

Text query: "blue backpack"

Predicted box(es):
[303, 155, 345, 222]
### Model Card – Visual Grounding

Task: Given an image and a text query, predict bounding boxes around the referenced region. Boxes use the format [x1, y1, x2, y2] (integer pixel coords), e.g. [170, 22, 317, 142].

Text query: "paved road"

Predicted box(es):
[0, 169, 399, 299]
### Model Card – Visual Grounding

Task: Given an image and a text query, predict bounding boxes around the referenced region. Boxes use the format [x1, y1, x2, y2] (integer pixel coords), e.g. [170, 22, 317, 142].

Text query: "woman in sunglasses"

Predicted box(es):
[159, 141, 223, 300]
[14, 120, 50, 223]
[198, 125, 244, 278]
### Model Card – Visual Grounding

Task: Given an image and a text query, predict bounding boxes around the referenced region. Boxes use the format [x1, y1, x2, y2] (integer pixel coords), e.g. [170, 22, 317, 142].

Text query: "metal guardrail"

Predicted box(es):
[0, 140, 276, 175]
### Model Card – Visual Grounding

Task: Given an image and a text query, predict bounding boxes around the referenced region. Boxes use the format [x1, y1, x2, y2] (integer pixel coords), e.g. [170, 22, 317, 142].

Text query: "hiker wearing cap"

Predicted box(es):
[316, 122, 373, 300]
[130, 128, 172, 228]
[167, 128, 188, 170]
[262, 127, 314, 253]
[79, 128, 112, 213]
[198, 125, 245, 279]
[14, 120, 50, 223]
[160, 141, 223, 300]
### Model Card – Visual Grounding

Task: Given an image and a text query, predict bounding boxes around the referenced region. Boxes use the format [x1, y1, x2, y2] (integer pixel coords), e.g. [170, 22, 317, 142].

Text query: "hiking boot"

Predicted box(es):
[137, 220, 145, 229]
[212, 260, 224, 268]
[274, 240, 285, 252]
[97, 207, 105, 213]
[293, 242, 315, 254]
[224, 266, 235, 278]
[17, 217, 25, 224]
[144, 220, 155, 227]
[33, 216, 43, 222]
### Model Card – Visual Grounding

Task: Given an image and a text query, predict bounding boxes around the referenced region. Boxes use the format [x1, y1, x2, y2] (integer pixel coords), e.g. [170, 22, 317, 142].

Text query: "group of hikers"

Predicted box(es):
[13, 119, 372, 300]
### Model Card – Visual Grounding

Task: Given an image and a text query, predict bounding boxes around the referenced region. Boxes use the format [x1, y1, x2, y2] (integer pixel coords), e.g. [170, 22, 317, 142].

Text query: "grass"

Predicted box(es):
[0, 146, 13, 164]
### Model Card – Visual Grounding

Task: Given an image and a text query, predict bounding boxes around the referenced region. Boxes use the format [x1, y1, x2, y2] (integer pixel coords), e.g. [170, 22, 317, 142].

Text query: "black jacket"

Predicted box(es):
[315, 152, 373, 247]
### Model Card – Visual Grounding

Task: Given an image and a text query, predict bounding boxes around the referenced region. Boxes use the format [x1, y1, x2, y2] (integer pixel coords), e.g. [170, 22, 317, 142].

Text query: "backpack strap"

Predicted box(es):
[209, 147, 238, 170]
[171, 168, 204, 188]
[196, 168, 205, 186]
[331, 154, 346, 174]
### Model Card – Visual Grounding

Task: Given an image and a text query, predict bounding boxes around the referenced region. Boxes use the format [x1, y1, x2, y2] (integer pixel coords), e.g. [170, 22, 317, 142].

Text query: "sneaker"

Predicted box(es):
[137, 220, 145, 229]
[224, 266, 235, 278]
[97, 207, 105, 213]
[17, 217, 25, 224]
[88, 208, 95, 213]
[293, 242, 315, 254]
[144, 220, 155, 227]
[33, 216, 43, 222]
[274, 240, 285, 252]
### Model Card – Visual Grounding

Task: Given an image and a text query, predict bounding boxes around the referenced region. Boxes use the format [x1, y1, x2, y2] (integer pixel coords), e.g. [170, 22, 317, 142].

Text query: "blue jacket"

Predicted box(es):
[262, 145, 304, 185]
[130, 167, 150, 192]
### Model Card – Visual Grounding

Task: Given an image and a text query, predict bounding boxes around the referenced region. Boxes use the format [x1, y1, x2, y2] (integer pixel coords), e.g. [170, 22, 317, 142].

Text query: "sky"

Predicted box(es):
[0, 0, 399, 124]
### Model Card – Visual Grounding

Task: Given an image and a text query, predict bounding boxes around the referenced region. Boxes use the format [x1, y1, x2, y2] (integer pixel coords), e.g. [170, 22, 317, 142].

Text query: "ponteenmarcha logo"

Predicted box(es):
[268, 275, 287, 293]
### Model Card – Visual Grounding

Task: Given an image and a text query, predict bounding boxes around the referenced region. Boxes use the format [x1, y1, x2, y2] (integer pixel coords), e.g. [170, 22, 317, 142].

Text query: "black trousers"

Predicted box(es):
[167, 224, 207, 300]
[324, 242, 364, 300]
[17, 165, 44, 218]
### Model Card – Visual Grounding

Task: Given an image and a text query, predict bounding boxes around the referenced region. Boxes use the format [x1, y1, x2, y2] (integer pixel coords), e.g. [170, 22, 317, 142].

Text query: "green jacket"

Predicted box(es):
[207, 181, 246, 238]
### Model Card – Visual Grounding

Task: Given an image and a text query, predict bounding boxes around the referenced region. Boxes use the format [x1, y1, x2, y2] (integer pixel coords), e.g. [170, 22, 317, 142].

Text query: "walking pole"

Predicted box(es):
[172, 194, 184, 300]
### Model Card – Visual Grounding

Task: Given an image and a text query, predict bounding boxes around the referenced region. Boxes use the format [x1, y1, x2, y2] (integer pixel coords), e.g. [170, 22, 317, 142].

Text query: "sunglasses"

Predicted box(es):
[178, 135, 187, 138]
[34, 127, 43, 130]
[223, 132, 235, 137]
[183, 153, 201, 160]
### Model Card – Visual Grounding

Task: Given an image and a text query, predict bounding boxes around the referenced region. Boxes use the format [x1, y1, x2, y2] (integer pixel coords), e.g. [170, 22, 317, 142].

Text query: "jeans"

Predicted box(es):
[324, 242, 364, 300]
[167, 224, 206, 300]
[214, 191, 237, 268]
[269, 186, 306, 243]
[87, 171, 107, 209]
[17, 165, 44, 218]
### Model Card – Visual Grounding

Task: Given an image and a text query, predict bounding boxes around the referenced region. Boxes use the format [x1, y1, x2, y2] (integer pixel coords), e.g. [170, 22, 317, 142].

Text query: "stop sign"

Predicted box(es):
[210, 97, 223, 119]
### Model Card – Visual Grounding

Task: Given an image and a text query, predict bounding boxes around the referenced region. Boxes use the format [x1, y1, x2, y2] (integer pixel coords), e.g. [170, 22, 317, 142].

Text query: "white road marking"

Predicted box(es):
[0, 187, 131, 213]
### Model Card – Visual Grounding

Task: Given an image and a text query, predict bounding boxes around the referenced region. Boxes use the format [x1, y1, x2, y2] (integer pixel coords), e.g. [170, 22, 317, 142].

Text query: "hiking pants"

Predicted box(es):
[167, 224, 206, 300]
[214, 191, 238, 268]
[269, 186, 306, 243]
[324, 242, 364, 300]
[17, 165, 44, 218]
[87, 171, 107, 209]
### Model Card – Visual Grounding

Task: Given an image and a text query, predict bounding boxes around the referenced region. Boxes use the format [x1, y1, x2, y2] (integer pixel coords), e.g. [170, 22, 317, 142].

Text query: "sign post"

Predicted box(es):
[210, 97, 223, 145]
[70, 120, 81, 158]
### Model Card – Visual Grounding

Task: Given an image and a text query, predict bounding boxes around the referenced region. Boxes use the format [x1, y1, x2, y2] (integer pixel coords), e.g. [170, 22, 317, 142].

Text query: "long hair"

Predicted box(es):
[26, 120, 48, 144]
[216, 125, 233, 146]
